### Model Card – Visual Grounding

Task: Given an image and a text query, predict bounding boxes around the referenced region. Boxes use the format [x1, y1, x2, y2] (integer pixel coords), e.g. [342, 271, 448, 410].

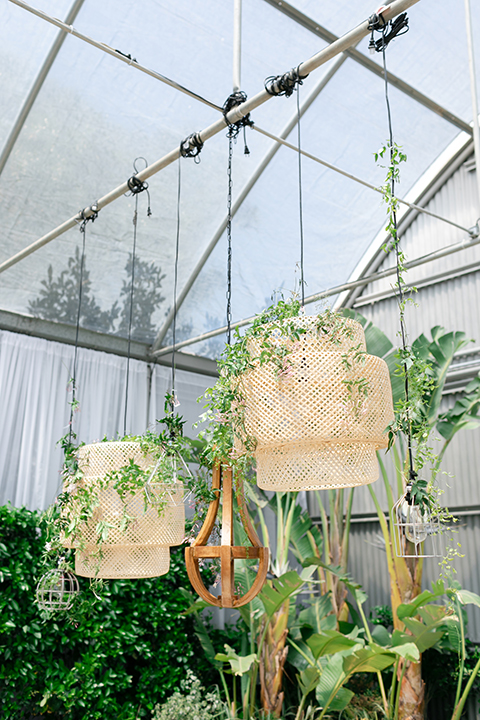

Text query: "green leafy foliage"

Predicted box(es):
[0, 503, 219, 719]
[153, 670, 225, 720]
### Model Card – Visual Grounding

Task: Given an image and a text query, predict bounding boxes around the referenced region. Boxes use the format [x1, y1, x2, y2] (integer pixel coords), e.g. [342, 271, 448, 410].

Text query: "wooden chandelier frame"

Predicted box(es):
[185, 462, 269, 608]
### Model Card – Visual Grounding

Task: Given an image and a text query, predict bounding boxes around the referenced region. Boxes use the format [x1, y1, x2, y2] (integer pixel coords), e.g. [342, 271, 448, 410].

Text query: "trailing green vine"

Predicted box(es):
[198, 298, 371, 481]
[43, 396, 216, 581]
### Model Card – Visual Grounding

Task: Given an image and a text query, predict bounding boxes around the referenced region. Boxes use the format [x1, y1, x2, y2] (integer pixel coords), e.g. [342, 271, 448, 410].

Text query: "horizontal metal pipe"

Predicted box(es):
[151, 230, 480, 357]
[1, 0, 419, 276]
[263, 0, 472, 136]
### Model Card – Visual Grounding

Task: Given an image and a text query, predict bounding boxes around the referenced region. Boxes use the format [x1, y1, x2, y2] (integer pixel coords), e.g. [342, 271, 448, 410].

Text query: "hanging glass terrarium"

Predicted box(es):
[61, 441, 185, 579]
[392, 483, 442, 558]
[236, 315, 394, 491]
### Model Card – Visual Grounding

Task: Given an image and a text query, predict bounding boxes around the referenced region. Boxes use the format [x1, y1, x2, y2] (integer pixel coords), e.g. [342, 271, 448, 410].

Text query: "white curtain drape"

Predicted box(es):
[0, 330, 214, 511]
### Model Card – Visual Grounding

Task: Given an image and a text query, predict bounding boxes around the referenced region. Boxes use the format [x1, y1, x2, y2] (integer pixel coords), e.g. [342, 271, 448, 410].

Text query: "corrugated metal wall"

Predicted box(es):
[309, 150, 480, 643]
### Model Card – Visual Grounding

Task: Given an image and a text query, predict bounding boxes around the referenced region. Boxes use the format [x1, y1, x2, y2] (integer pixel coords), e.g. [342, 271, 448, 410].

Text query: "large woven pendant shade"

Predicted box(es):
[62, 441, 184, 579]
[238, 316, 394, 491]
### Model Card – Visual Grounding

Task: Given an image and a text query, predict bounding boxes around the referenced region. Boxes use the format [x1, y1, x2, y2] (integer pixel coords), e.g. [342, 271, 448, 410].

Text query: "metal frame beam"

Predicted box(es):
[151, 228, 480, 358]
[262, 0, 472, 136]
[0, 0, 86, 177]
[7, 0, 222, 113]
[0, 309, 218, 376]
[0, 0, 419, 272]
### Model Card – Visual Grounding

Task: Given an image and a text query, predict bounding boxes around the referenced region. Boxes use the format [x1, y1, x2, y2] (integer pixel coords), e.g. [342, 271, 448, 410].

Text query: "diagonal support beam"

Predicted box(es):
[263, 0, 472, 136]
[8, 0, 222, 113]
[0, 0, 420, 278]
[0, 0, 86, 177]
[151, 52, 349, 351]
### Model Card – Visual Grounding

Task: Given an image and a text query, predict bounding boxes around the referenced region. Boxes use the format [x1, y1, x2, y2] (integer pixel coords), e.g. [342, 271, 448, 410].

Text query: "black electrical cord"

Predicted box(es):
[296, 84, 305, 306]
[123, 193, 138, 437]
[380, 26, 416, 483]
[171, 157, 182, 418]
[69, 223, 87, 444]
[226, 134, 234, 345]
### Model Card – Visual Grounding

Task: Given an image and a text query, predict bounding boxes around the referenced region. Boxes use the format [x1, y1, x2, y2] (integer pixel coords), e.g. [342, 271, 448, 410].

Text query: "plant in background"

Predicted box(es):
[43, 398, 214, 581]
[152, 669, 226, 720]
[343, 309, 480, 720]
[0, 503, 220, 719]
[198, 298, 370, 477]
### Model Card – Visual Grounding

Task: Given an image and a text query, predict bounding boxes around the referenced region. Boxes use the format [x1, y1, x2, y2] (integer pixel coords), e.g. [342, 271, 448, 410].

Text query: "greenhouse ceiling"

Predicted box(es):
[1, 0, 479, 367]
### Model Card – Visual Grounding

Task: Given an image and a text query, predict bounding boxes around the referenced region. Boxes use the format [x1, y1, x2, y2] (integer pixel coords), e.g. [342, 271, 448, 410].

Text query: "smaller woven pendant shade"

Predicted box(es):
[62, 441, 184, 579]
[238, 316, 394, 491]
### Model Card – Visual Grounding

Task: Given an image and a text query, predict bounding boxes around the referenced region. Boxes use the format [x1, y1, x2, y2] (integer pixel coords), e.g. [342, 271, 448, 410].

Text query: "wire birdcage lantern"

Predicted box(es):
[36, 568, 80, 611]
[392, 483, 443, 558]
[237, 316, 395, 491]
[62, 441, 185, 579]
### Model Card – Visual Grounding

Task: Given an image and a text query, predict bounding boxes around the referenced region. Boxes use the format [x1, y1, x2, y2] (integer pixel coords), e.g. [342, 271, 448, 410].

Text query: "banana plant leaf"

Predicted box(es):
[215, 644, 258, 676]
[307, 630, 360, 660]
[401, 617, 445, 653]
[259, 570, 304, 618]
[343, 646, 396, 674]
[437, 375, 480, 440]
[315, 654, 353, 712]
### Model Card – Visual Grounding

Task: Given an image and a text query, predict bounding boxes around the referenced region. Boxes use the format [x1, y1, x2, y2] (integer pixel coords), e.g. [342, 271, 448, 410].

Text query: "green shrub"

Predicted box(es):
[153, 669, 225, 719]
[0, 502, 219, 719]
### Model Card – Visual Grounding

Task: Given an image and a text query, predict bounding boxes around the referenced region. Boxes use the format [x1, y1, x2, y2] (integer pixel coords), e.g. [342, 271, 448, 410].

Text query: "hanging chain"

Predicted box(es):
[380, 25, 415, 483]
[296, 83, 305, 306]
[226, 134, 234, 344]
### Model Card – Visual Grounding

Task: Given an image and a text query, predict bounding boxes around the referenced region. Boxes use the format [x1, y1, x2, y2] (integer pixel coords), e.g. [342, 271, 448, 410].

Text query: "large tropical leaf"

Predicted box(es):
[307, 630, 360, 660]
[343, 646, 396, 674]
[315, 654, 351, 712]
[341, 308, 393, 358]
[401, 618, 445, 653]
[437, 375, 480, 440]
[298, 666, 320, 696]
[396, 580, 445, 619]
[259, 571, 304, 619]
[414, 328, 473, 424]
[456, 589, 480, 609]
[298, 595, 336, 635]
[215, 644, 257, 676]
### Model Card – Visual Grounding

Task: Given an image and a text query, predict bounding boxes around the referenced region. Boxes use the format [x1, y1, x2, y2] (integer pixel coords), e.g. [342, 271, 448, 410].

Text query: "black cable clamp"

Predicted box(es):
[78, 203, 99, 232]
[127, 175, 149, 195]
[180, 132, 204, 163]
[126, 158, 152, 215]
[222, 91, 254, 153]
[368, 10, 409, 53]
[264, 66, 309, 98]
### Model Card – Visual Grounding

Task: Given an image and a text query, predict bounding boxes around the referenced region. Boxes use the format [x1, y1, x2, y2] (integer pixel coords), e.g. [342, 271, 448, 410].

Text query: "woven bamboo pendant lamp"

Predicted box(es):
[238, 316, 394, 491]
[63, 441, 185, 579]
[185, 462, 269, 608]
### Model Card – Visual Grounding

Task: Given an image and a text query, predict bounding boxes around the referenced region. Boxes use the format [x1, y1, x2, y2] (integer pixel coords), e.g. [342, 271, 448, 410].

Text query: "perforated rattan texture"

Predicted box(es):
[77, 441, 155, 477]
[256, 441, 379, 491]
[62, 442, 185, 579]
[238, 317, 394, 490]
[75, 545, 171, 578]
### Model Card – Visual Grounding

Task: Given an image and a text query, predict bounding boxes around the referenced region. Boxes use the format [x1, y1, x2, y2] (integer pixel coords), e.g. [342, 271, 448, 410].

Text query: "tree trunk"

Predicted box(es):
[259, 601, 289, 718]
[398, 660, 425, 720]
[391, 543, 425, 720]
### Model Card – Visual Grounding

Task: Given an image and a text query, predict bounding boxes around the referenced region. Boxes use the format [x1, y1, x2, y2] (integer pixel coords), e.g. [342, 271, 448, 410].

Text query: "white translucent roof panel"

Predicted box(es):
[1, 0, 72, 147]
[0, 0, 478, 354]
